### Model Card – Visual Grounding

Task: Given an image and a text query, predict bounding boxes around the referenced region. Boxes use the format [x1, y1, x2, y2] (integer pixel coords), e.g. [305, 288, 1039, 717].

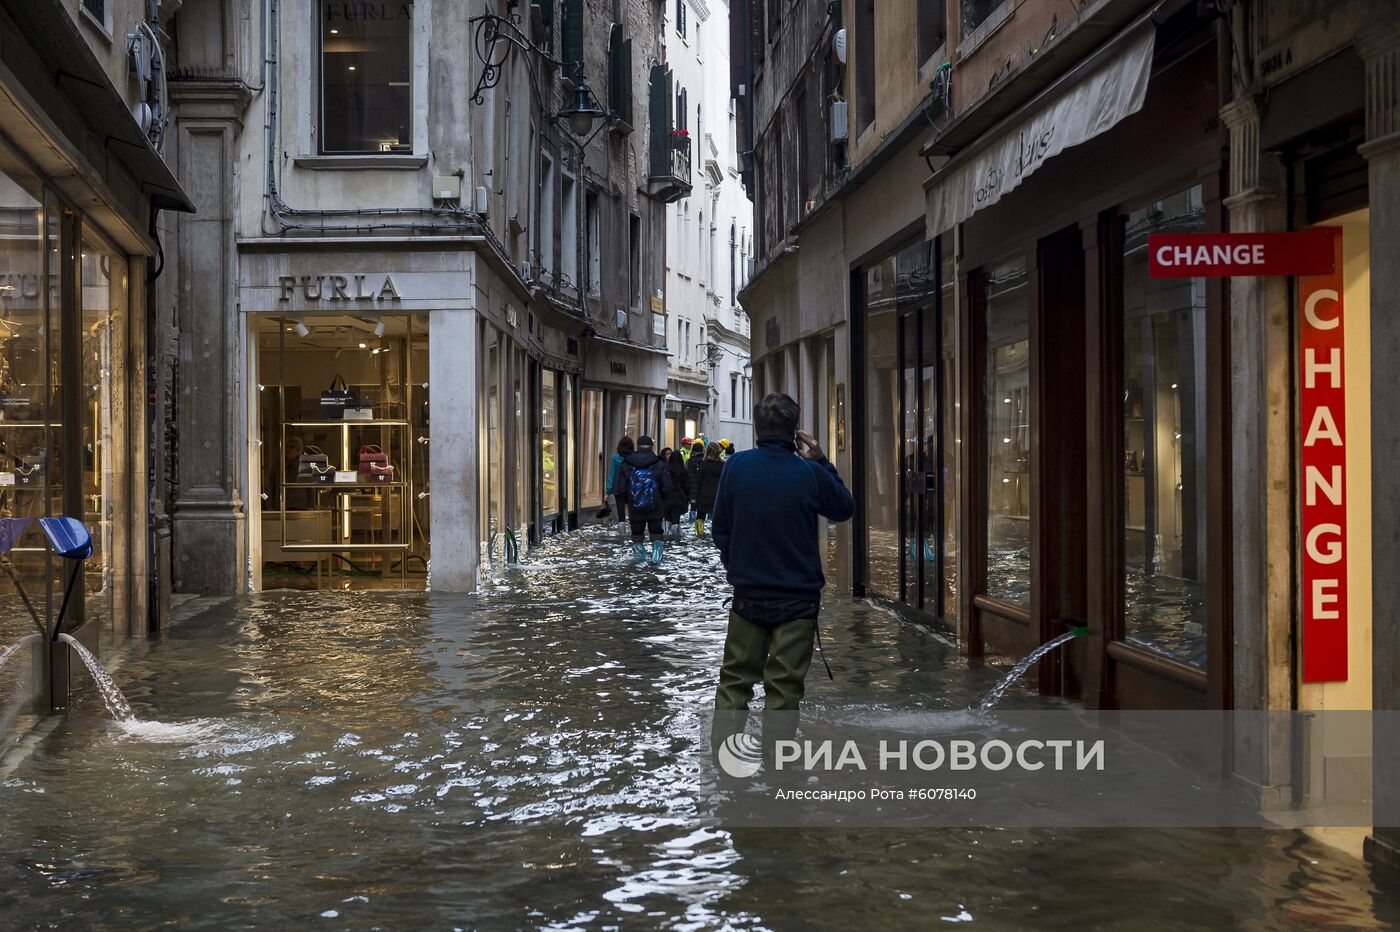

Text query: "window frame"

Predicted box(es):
[317, 0, 416, 156]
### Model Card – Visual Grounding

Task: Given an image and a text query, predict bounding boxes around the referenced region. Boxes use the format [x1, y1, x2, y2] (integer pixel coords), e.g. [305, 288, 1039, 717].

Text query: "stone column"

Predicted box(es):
[1360, 23, 1400, 876]
[1220, 98, 1292, 792]
[169, 81, 250, 595]
[429, 305, 482, 591]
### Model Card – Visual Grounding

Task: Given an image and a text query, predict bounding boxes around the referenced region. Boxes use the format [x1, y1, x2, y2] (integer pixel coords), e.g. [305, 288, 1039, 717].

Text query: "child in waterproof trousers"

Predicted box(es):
[617, 436, 672, 565]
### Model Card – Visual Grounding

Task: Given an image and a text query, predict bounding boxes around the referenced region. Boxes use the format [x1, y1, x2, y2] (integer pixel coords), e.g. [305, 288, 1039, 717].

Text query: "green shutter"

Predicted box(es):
[562, 0, 583, 68]
[621, 38, 633, 127]
[537, 0, 553, 27]
[649, 65, 672, 176]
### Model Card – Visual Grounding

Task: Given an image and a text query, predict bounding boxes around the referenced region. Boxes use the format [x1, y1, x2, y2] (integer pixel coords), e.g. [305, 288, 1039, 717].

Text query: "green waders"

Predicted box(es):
[714, 610, 817, 711]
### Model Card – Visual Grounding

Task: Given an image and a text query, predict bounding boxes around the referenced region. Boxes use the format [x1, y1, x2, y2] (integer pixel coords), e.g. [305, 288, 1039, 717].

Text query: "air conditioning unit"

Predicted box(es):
[830, 101, 849, 142]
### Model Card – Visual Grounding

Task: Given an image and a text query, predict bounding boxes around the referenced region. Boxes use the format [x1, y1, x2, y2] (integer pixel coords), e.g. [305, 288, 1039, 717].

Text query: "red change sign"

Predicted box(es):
[1300, 227, 1347, 682]
[1148, 231, 1336, 278]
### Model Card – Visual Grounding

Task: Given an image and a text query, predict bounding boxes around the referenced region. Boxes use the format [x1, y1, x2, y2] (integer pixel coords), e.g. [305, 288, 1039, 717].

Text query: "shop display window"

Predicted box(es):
[862, 254, 899, 601]
[255, 314, 426, 589]
[1121, 186, 1209, 667]
[0, 167, 57, 628]
[580, 388, 604, 507]
[939, 250, 959, 623]
[80, 236, 129, 628]
[541, 368, 559, 517]
[984, 258, 1030, 607]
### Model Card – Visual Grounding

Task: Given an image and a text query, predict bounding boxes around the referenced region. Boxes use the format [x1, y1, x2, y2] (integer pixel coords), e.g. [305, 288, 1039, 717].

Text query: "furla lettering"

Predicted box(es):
[278, 275, 402, 303]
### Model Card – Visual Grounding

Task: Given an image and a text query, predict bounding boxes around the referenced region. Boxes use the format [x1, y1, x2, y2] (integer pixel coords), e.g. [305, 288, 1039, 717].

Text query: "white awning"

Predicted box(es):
[925, 24, 1155, 237]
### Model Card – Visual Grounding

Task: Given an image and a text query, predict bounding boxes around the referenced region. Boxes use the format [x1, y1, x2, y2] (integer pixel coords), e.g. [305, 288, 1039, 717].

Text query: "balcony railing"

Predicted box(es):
[648, 131, 692, 203]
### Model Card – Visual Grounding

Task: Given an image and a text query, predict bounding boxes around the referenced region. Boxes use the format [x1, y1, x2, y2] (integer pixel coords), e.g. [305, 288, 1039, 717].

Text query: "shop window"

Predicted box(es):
[484, 324, 503, 561]
[0, 162, 59, 622]
[562, 375, 575, 516]
[918, 0, 948, 66]
[939, 248, 959, 623]
[80, 236, 130, 628]
[863, 254, 899, 600]
[319, 0, 413, 154]
[254, 313, 425, 587]
[541, 369, 559, 516]
[984, 257, 1030, 607]
[1122, 186, 1209, 668]
[581, 388, 604, 505]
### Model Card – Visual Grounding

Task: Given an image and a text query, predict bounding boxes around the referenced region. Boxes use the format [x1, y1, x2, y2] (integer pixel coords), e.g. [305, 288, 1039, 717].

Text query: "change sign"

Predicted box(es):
[1147, 230, 1335, 278]
[1299, 228, 1347, 682]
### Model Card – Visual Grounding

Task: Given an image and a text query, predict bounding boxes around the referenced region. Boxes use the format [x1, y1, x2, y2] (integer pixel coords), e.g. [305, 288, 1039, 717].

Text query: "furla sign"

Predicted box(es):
[278, 274, 402, 303]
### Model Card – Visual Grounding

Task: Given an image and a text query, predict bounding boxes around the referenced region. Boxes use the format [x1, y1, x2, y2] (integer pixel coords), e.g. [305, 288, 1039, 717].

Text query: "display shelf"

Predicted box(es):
[289, 419, 410, 428]
[284, 481, 407, 489]
[278, 419, 412, 585]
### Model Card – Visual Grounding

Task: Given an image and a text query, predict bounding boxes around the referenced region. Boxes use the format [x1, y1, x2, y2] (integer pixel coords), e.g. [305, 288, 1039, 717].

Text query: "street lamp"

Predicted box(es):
[559, 62, 608, 138]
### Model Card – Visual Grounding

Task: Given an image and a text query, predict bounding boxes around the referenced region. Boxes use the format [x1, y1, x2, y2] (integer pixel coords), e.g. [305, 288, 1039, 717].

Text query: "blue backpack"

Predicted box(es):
[628, 464, 659, 511]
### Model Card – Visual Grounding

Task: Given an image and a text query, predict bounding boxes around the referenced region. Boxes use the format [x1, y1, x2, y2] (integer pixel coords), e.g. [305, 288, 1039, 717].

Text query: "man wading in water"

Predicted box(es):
[710, 393, 855, 710]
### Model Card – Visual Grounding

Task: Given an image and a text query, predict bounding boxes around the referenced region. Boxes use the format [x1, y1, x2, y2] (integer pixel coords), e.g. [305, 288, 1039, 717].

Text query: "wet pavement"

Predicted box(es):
[0, 523, 1397, 929]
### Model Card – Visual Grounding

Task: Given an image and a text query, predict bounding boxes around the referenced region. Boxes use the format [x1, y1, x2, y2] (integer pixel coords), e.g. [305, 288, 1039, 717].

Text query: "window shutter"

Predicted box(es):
[562, 0, 583, 68]
[649, 64, 672, 176]
[621, 38, 634, 126]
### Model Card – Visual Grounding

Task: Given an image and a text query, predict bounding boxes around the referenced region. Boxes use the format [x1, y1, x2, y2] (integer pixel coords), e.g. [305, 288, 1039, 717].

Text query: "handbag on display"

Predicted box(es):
[14, 462, 42, 485]
[368, 463, 395, 483]
[297, 445, 330, 478]
[308, 463, 336, 484]
[357, 444, 389, 475]
[0, 390, 37, 421]
[320, 376, 356, 420]
[343, 399, 374, 421]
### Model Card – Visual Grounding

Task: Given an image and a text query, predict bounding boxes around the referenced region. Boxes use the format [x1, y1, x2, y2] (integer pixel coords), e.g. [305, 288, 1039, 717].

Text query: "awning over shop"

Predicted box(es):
[924, 23, 1155, 238]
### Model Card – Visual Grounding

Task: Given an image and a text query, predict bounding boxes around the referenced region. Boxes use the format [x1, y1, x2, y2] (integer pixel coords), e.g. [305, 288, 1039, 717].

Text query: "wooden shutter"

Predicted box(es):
[562, 0, 583, 69]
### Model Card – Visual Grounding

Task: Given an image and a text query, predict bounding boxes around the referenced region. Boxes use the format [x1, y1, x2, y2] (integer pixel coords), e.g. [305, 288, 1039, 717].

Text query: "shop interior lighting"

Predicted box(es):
[359, 342, 368, 349]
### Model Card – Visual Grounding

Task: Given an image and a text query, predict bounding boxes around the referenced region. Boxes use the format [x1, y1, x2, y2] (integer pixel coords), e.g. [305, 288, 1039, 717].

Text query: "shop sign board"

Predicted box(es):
[1298, 227, 1347, 682]
[1147, 231, 1335, 278]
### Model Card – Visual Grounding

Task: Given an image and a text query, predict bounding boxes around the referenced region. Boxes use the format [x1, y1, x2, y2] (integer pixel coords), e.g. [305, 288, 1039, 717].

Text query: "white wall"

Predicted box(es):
[663, 0, 754, 443]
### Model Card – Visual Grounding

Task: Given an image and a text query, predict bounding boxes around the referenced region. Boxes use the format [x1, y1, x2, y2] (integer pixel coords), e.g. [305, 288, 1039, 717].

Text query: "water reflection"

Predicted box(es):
[0, 525, 1392, 928]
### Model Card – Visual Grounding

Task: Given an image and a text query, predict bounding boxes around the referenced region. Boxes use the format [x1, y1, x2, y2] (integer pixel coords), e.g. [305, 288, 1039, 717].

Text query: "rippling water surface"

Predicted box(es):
[0, 524, 1395, 929]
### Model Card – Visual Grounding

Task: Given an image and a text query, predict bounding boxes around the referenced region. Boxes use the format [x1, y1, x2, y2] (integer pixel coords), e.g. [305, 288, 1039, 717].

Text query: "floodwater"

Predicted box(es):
[0, 524, 1396, 929]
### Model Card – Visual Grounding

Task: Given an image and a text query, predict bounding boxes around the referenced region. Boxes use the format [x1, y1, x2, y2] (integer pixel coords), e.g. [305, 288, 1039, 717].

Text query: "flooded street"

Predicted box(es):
[0, 525, 1395, 929]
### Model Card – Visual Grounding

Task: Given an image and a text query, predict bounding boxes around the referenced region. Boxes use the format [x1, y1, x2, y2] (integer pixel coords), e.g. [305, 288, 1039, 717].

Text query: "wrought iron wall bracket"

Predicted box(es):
[469, 13, 559, 105]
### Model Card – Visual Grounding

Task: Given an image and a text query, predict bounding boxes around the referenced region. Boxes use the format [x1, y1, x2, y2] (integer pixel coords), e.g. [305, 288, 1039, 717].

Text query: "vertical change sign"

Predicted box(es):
[1299, 228, 1347, 682]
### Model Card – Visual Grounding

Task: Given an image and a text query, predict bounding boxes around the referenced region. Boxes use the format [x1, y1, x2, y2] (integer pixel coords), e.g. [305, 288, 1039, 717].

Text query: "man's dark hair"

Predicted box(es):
[617, 436, 635, 455]
[753, 392, 800, 441]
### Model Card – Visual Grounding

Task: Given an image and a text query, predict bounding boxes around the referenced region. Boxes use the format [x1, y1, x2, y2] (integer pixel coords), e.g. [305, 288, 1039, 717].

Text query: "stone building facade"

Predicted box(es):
[734, 0, 1400, 871]
[152, 0, 682, 598]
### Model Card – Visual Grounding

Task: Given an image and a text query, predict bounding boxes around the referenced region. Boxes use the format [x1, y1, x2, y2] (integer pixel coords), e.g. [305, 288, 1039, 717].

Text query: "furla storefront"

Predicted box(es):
[239, 239, 565, 592]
